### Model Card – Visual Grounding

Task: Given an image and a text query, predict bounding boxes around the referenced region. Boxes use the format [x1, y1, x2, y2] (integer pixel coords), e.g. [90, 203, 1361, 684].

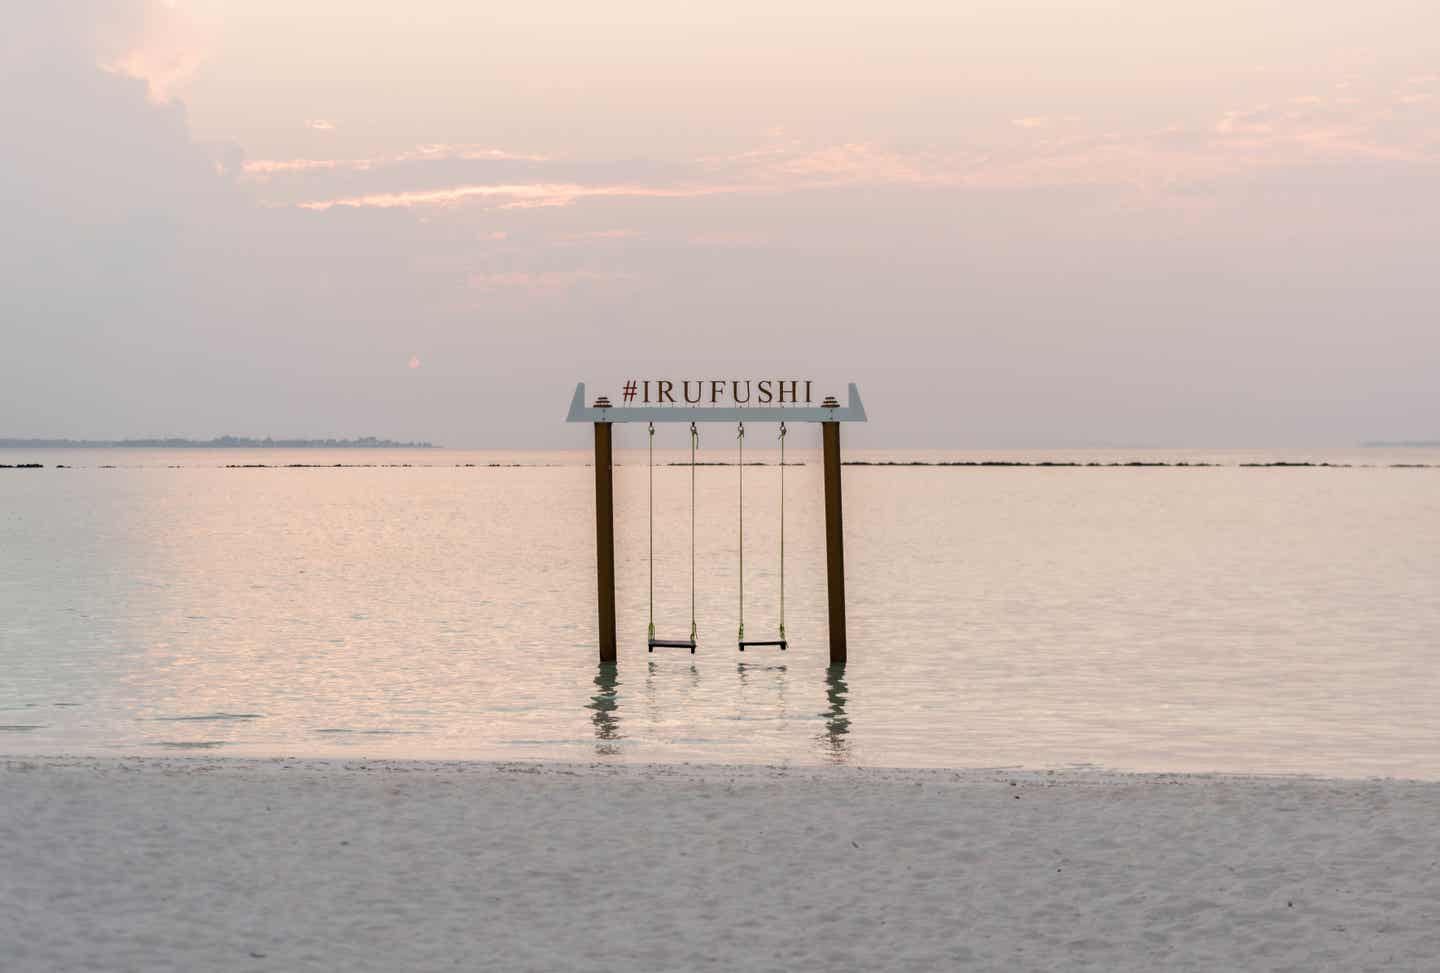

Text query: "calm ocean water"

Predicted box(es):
[2, 446, 1438, 777]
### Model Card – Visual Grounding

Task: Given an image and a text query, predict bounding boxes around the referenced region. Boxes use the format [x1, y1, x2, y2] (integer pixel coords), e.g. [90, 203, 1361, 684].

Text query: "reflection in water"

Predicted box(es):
[819, 665, 850, 763]
[736, 662, 788, 682]
[643, 658, 700, 724]
[737, 661, 790, 726]
[587, 664, 622, 755]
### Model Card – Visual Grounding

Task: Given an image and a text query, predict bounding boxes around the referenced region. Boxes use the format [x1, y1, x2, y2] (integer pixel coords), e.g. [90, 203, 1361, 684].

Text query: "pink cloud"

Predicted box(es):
[1216, 108, 1275, 134]
[263, 77, 1437, 218]
[466, 270, 636, 295]
[244, 158, 364, 175]
[99, 0, 210, 103]
[688, 231, 767, 248]
[242, 144, 549, 179]
[552, 229, 643, 246]
[299, 183, 733, 211]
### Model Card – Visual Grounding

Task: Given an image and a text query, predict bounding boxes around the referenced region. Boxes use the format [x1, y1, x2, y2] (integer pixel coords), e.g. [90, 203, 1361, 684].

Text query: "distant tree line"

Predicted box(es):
[0, 436, 436, 448]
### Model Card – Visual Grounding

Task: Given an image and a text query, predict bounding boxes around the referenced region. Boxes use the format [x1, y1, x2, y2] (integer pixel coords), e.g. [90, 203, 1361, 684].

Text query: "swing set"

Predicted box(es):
[567, 381, 867, 667]
[643, 419, 790, 654]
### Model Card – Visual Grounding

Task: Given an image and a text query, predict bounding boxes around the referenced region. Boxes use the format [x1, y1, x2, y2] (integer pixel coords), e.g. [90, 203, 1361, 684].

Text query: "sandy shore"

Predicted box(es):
[3, 758, 1437, 972]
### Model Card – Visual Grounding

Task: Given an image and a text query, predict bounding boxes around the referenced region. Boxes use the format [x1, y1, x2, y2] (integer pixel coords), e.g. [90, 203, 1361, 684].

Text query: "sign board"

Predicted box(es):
[565, 382, 867, 423]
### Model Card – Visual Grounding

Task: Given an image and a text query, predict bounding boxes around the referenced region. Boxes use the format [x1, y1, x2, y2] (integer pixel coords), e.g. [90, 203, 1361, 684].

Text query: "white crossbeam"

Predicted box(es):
[565, 383, 867, 423]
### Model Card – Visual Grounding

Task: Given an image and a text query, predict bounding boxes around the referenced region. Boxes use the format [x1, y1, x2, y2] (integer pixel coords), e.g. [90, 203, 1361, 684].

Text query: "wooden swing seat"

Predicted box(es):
[648, 638, 696, 653]
[739, 640, 787, 651]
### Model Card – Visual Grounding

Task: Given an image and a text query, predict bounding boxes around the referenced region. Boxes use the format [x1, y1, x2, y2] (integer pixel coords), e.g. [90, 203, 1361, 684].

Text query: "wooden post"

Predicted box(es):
[822, 420, 847, 666]
[594, 421, 617, 664]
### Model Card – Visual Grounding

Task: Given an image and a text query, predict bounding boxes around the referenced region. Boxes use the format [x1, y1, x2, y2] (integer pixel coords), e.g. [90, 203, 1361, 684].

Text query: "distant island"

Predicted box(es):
[1362, 441, 1440, 448]
[0, 436, 436, 448]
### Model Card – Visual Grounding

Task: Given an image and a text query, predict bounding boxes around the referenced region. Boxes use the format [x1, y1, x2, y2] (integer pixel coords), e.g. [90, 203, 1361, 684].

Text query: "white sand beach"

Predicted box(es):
[3, 758, 1437, 972]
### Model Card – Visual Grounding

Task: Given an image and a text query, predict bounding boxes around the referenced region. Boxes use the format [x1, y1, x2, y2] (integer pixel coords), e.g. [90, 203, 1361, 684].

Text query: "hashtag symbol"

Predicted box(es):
[622, 380, 638, 402]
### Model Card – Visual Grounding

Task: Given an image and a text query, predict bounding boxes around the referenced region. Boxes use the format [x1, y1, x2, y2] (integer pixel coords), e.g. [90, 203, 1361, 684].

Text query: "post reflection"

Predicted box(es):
[587, 664, 622, 755]
[819, 665, 850, 763]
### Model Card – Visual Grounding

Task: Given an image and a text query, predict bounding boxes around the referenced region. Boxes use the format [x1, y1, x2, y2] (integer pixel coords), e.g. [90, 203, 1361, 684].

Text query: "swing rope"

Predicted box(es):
[647, 421, 655, 642]
[737, 421, 745, 642]
[778, 421, 786, 641]
[690, 421, 698, 643]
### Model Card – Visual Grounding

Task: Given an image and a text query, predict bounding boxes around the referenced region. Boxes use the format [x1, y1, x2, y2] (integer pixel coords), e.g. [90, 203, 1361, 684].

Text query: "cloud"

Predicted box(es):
[572, 228, 641, 239]
[244, 158, 362, 175]
[306, 119, 337, 131]
[1216, 107, 1275, 134]
[1, 2, 257, 436]
[2, 5, 239, 233]
[761, 142, 943, 185]
[466, 269, 636, 295]
[406, 144, 550, 162]
[251, 83, 1434, 220]
[298, 182, 734, 211]
[552, 229, 643, 246]
[97, 1, 209, 102]
[284, 142, 959, 212]
[242, 144, 551, 179]
[688, 231, 767, 249]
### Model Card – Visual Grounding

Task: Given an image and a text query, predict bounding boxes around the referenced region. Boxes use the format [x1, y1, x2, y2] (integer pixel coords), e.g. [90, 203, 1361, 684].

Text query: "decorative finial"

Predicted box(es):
[593, 396, 612, 408]
[821, 395, 840, 409]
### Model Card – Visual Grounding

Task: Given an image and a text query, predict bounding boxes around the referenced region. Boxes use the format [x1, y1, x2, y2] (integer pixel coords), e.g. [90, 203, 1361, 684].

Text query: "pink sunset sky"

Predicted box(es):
[3, 1, 1437, 446]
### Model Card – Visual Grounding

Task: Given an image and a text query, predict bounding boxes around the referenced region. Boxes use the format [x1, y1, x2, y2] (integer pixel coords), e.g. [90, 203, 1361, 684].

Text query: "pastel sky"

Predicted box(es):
[3, 1, 1437, 446]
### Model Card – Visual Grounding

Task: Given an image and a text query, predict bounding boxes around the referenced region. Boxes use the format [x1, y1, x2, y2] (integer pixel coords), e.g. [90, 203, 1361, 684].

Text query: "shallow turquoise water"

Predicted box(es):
[2, 446, 1438, 776]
